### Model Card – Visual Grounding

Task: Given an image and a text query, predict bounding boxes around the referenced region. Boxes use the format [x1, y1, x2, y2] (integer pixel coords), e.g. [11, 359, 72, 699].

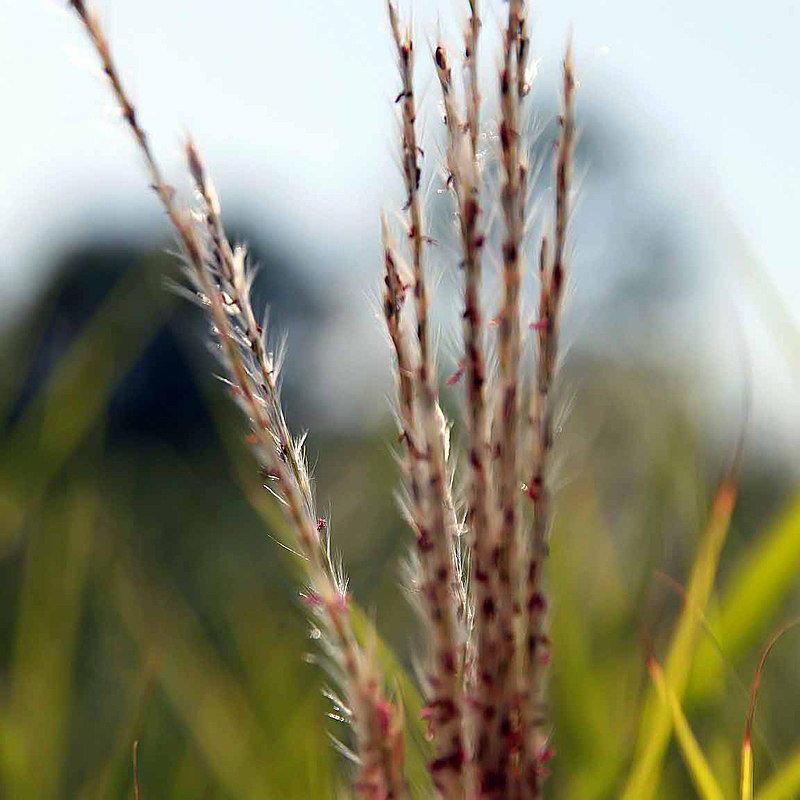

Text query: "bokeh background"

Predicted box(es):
[2, 0, 800, 797]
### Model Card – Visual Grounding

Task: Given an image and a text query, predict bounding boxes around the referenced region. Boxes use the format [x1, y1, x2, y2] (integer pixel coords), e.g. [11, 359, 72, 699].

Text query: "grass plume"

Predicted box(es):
[67, 3, 407, 797]
[53, 0, 800, 797]
[67, 0, 580, 796]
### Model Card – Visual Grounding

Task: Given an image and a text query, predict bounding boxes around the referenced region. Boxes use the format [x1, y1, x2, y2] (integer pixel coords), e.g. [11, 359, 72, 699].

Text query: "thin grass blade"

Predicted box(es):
[647, 658, 726, 800]
[690, 492, 800, 702]
[622, 476, 737, 799]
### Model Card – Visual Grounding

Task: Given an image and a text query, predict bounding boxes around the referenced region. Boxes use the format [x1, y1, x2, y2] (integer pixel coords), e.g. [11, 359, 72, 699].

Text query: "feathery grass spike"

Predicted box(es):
[66, 0, 588, 795]
[67, 3, 407, 797]
[388, 4, 467, 796]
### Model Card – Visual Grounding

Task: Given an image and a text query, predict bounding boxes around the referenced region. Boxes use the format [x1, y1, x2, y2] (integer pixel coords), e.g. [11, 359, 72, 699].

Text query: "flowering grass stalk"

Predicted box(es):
[433, 34, 503, 800]
[489, 2, 534, 794]
[67, 0, 576, 796]
[394, 1, 572, 795]
[519, 42, 575, 795]
[67, 3, 407, 797]
[387, 5, 469, 798]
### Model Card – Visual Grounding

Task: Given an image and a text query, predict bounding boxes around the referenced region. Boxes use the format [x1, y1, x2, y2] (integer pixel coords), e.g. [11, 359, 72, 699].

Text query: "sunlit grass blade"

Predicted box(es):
[647, 657, 726, 800]
[690, 491, 800, 702]
[622, 475, 738, 799]
[742, 739, 754, 800]
[756, 748, 800, 800]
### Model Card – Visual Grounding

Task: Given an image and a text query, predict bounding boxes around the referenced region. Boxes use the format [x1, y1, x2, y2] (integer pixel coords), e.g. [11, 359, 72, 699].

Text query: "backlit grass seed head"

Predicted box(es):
[68, 0, 580, 796]
[68, 3, 408, 798]
[388, 5, 470, 796]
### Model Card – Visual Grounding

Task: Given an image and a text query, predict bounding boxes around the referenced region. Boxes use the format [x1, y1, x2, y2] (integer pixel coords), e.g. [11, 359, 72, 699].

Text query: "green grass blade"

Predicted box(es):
[738, 619, 800, 800]
[622, 478, 737, 799]
[690, 491, 800, 702]
[549, 483, 630, 799]
[742, 740, 754, 800]
[647, 658, 726, 800]
[755, 749, 800, 800]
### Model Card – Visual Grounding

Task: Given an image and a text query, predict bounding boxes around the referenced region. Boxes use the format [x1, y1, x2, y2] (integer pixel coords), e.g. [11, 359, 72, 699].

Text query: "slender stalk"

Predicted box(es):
[464, 0, 482, 160]
[185, 141, 314, 520]
[488, 1, 531, 794]
[381, 217, 429, 585]
[388, 4, 467, 796]
[132, 741, 141, 800]
[382, 219, 468, 658]
[519, 40, 575, 798]
[433, 39, 504, 800]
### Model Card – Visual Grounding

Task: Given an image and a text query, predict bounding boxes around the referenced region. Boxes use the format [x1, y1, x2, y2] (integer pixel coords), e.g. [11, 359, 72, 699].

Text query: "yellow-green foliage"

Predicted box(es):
[2, 252, 800, 798]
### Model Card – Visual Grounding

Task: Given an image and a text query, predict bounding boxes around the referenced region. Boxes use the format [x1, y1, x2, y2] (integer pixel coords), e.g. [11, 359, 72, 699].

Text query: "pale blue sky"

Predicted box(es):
[3, 0, 798, 301]
[2, 0, 799, 452]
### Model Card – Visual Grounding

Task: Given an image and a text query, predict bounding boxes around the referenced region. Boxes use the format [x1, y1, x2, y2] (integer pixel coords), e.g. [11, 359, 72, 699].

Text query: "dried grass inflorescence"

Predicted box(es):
[67, 3, 407, 798]
[68, 0, 575, 796]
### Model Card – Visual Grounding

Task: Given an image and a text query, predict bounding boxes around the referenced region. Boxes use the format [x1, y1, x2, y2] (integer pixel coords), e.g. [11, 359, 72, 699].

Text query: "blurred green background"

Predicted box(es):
[1, 205, 800, 798]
